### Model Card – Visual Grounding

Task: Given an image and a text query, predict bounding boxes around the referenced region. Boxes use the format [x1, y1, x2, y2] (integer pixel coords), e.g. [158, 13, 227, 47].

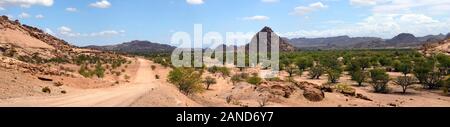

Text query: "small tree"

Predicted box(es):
[296, 57, 313, 70]
[204, 76, 217, 90]
[308, 65, 324, 79]
[285, 64, 299, 77]
[151, 65, 156, 70]
[351, 70, 368, 86]
[395, 62, 412, 76]
[370, 69, 390, 93]
[423, 72, 444, 89]
[327, 69, 342, 83]
[393, 76, 417, 94]
[413, 61, 434, 84]
[355, 57, 371, 71]
[168, 68, 203, 95]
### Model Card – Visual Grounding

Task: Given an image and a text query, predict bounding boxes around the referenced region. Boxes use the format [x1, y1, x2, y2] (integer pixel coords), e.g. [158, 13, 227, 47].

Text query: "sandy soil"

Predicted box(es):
[130, 61, 200, 107]
[0, 29, 54, 49]
[0, 58, 194, 107]
[183, 68, 450, 107]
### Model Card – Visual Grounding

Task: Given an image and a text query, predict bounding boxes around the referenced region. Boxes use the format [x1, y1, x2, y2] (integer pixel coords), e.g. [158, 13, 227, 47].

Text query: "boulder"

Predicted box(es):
[321, 83, 334, 93]
[356, 93, 373, 101]
[37, 76, 53, 81]
[303, 88, 325, 102]
[294, 81, 325, 101]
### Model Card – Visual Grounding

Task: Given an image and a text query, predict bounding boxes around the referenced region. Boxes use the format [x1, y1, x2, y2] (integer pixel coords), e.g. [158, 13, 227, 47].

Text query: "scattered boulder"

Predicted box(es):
[257, 83, 296, 98]
[321, 83, 334, 93]
[295, 81, 325, 102]
[42, 87, 51, 93]
[303, 88, 325, 102]
[37, 76, 53, 81]
[388, 103, 398, 107]
[356, 93, 372, 101]
[54, 81, 64, 87]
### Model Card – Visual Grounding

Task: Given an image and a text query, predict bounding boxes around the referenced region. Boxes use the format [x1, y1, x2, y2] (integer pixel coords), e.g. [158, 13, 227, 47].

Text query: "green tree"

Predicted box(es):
[355, 57, 371, 71]
[395, 62, 412, 76]
[423, 72, 444, 89]
[393, 76, 417, 94]
[168, 68, 204, 95]
[204, 76, 217, 90]
[308, 65, 325, 79]
[413, 61, 434, 84]
[327, 69, 342, 83]
[351, 70, 368, 86]
[370, 69, 390, 93]
[295, 57, 313, 70]
[285, 64, 299, 77]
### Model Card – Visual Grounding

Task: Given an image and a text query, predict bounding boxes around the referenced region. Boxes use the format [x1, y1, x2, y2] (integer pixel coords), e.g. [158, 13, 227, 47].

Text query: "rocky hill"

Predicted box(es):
[246, 26, 296, 52]
[289, 33, 448, 50]
[85, 40, 176, 54]
[421, 37, 450, 56]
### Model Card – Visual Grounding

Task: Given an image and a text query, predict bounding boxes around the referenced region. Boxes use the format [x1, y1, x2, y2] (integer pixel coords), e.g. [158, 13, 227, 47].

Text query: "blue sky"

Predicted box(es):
[1, 0, 450, 46]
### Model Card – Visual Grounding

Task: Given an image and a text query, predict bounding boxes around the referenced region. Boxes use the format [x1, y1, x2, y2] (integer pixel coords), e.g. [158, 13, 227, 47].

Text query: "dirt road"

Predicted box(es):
[0, 58, 158, 107]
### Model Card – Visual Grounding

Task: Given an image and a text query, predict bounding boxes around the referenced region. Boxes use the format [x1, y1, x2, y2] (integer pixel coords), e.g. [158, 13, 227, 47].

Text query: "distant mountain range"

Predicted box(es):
[85, 27, 449, 53]
[84, 40, 176, 53]
[289, 33, 448, 50]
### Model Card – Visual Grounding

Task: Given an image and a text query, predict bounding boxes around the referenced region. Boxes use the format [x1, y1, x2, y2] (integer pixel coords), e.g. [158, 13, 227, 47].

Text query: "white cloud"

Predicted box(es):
[261, 0, 280, 3]
[243, 15, 270, 21]
[0, 0, 53, 8]
[291, 2, 328, 16]
[90, 30, 125, 37]
[90, 0, 111, 9]
[44, 28, 54, 35]
[66, 7, 77, 12]
[281, 13, 450, 38]
[0, 7, 5, 11]
[35, 14, 44, 19]
[350, 0, 377, 6]
[57, 26, 125, 38]
[186, 0, 204, 5]
[348, 0, 450, 14]
[18, 12, 30, 18]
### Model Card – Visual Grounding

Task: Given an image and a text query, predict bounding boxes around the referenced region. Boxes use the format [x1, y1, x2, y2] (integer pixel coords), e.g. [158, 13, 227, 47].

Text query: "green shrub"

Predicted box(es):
[168, 68, 204, 95]
[393, 76, 417, 94]
[94, 62, 105, 78]
[284, 64, 300, 77]
[351, 70, 368, 86]
[204, 76, 217, 90]
[327, 69, 342, 83]
[308, 65, 325, 79]
[370, 69, 390, 93]
[247, 76, 262, 85]
[295, 57, 313, 70]
[423, 72, 444, 89]
[79, 64, 93, 78]
[231, 75, 243, 85]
